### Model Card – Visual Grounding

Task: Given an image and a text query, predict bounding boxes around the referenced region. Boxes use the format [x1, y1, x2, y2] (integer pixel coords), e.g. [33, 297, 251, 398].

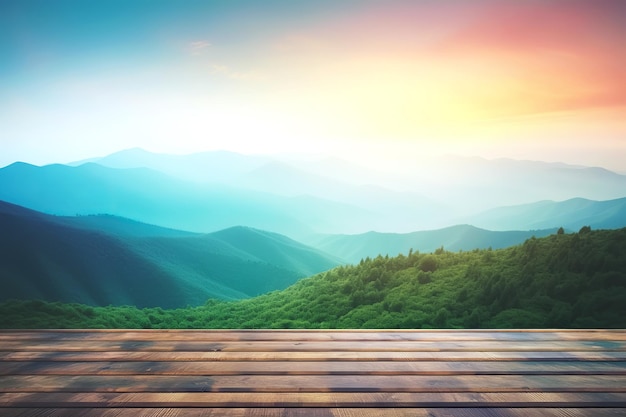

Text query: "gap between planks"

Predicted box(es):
[0, 408, 625, 417]
[2, 329, 625, 342]
[1, 330, 624, 415]
[1, 392, 626, 408]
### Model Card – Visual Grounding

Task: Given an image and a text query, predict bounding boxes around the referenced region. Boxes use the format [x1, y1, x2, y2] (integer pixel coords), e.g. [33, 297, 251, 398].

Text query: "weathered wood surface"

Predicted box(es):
[0, 330, 625, 416]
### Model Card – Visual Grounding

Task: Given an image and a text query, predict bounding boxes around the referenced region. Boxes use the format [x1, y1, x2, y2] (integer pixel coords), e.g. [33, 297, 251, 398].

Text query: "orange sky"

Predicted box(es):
[1, 0, 625, 170]
[262, 1, 626, 133]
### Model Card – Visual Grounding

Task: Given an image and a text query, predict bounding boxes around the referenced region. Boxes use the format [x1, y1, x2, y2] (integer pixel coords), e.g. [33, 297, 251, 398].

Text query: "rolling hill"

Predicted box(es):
[5, 151, 626, 236]
[304, 225, 557, 264]
[73, 148, 390, 190]
[71, 147, 272, 184]
[3, 227, 624, 329]
[411, 156, 626, 213]
[79, 149, 450, 232]
[78, 149, 626, 220]
[464, 197, 626, 231]
[0, 201, 342, 308]
[54, 214, 199, 238]
[0, 161, 378, 237]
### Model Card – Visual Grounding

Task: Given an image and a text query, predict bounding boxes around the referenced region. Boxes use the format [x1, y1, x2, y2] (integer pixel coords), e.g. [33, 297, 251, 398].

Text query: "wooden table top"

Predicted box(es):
[1, 329, 625, 416]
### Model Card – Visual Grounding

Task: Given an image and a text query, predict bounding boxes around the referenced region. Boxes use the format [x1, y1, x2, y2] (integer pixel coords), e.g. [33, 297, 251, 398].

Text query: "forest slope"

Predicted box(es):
[2, 227, 624, 328]
[306, 225, 557, 264]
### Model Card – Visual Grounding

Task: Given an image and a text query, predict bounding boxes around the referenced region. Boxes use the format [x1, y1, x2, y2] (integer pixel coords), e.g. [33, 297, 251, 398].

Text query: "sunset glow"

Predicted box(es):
[1, 0, 624, 170]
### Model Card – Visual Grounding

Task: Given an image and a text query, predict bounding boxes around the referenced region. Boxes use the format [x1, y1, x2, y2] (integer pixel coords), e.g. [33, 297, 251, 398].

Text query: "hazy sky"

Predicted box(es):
[1, 0, 625, 171]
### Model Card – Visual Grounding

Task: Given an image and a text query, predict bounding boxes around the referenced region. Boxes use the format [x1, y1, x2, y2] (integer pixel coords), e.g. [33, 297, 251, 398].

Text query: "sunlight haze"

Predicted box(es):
[1, 0, 625, 171]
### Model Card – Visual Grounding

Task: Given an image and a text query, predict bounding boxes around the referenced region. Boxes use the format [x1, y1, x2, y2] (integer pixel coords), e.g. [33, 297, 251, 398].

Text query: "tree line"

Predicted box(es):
[1, 226, 624, 329]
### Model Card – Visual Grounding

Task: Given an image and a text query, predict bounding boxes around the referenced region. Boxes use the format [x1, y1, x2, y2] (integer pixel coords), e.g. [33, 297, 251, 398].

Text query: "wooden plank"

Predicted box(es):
[0, 330, 624, 415]
[2, 329, 625, 342]
[1, 374, 625, 393]
[1, 392, 626, 408]
[2, 340, 624, 352]
[2, 360, 625, 376]
[1, 408, 625, 417]
[3, 350, 626, 362]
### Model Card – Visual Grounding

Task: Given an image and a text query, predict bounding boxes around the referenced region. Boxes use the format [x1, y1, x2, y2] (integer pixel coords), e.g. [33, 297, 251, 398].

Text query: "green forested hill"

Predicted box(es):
[2, 227, 624, 328]
[465, 197, 626, 231]
[305, 224, 557, 264]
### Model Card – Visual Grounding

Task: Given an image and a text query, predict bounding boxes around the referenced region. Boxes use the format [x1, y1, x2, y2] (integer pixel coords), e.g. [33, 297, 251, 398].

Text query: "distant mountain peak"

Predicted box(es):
[5, 161, 36, 169]
[109, 147, 155, 156]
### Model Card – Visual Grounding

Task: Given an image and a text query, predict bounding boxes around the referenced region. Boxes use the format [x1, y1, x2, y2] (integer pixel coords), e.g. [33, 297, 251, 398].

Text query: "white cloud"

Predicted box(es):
[209, 64, 264, 81]
[188, 40, 212, 55]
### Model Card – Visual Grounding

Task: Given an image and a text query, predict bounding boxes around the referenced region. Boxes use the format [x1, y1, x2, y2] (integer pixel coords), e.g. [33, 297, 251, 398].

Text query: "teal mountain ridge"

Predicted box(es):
[0, 161, 379, 238]
[462, 197, 626, 231]
[304, 225, 558, 264]
[2, 154, 626, 237]
[0, 201, 341, 308]
[78, 149, 626, 217]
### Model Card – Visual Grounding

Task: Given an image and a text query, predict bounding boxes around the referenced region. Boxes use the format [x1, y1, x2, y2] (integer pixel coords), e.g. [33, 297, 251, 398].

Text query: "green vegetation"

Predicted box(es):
[306, 225, 557, 264]
[1, 227, 625, 329]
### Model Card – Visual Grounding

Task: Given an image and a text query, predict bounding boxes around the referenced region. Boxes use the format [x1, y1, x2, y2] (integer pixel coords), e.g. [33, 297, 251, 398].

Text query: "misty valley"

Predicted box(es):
[3, 3, 626, 414]
[1, 149, 625, 329]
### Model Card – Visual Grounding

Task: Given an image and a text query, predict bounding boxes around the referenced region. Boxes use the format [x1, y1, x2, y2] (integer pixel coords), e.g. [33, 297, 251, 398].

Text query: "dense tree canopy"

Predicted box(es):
[1, 227, 624, 329]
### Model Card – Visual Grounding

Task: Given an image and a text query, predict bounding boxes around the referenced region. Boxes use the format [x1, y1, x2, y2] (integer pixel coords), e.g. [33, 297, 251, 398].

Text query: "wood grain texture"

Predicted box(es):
[2, 360, 625, 375]
[3, 350, 626, 362]
[0, 329, 624, 416]
[1, 409, 626, 417]
[2, 329, 624, 341]
[1, 392, 626, 407]
[2, 340, 625, 352]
